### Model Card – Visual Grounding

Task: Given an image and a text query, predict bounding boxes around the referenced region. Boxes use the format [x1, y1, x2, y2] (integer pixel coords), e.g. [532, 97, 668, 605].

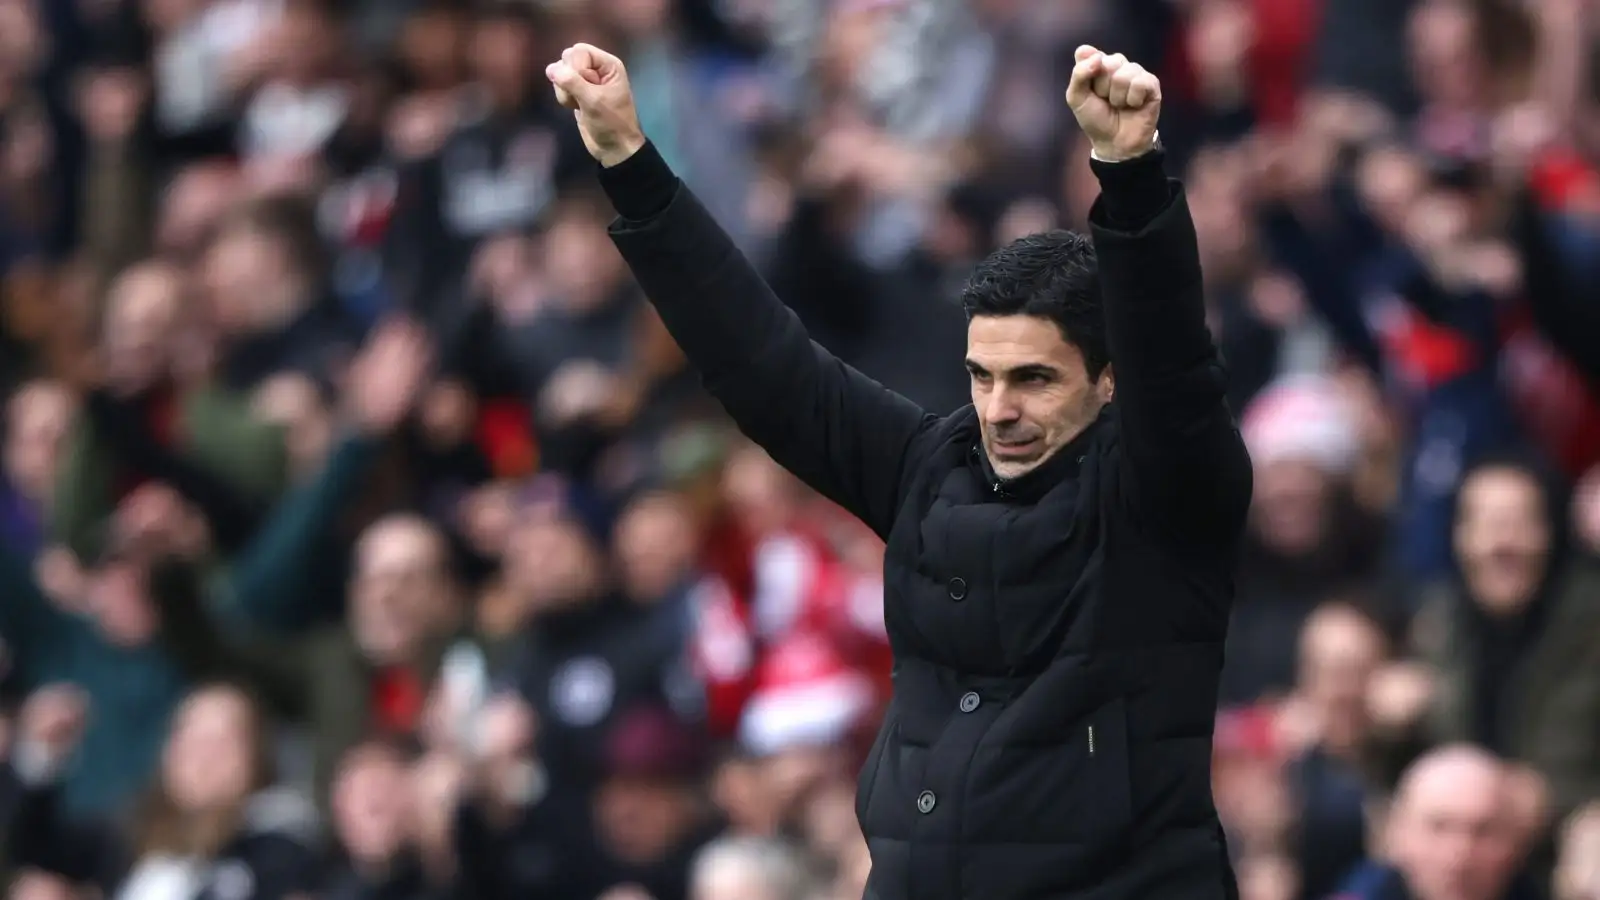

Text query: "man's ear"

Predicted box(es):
[1097, 365, 1115, 404]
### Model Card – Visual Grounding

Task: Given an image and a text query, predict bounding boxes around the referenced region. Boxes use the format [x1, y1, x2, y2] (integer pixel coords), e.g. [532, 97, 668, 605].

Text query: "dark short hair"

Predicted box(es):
[959, 230, 1108, 378]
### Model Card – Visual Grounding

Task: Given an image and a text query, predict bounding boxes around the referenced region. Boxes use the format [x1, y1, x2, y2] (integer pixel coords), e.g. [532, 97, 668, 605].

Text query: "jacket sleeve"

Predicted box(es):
[599, 142, 936, 539]
[1087, 150, 1253, 547]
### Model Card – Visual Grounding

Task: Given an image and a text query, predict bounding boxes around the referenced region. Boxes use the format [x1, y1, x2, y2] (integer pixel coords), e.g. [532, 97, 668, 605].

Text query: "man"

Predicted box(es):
[547, 40, 1252, 899]
[1333, 744, 1539, 900]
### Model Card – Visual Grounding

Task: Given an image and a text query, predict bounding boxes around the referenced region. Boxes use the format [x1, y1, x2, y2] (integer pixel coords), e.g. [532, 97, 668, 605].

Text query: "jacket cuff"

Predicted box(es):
[1089, 148, 1171, 231]
[597, 141, 679, 223]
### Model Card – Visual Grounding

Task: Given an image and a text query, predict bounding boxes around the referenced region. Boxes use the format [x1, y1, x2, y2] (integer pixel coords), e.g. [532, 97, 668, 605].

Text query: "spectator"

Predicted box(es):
[1333, 744, 1539, 900]
[5, 682, 321, 900]
[688, 836, 814, 900]
[1374, 455, 1600, 821]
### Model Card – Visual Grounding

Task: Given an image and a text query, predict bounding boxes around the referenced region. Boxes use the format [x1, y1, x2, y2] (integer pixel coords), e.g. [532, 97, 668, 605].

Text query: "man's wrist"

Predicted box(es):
[1090, 131, 1161, 163]
[598, 134, 648, 169]
[597, 139, 679, 221]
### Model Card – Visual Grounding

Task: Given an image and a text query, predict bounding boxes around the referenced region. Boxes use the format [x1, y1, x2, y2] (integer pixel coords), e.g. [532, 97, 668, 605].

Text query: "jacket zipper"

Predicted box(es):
[1088, 724, 1096, 756]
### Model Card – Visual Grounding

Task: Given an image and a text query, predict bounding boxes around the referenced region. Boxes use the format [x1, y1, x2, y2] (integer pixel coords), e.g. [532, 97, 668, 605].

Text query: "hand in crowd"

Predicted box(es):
[16, 685, 89, 772]
[114, 481, 212, 561]
[540, 359, 624, 427]
[343, 318, 435, 435]
[33, 545, 90, 614]
[1367, 662, 1437, 733]
[472, 694, 542, 823]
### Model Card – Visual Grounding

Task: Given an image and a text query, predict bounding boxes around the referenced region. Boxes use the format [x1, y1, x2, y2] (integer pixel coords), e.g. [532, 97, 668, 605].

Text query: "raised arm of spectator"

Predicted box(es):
[548, 44, 936, 538]
[3, 686, 128, 893]
[217, 320, 432, 632]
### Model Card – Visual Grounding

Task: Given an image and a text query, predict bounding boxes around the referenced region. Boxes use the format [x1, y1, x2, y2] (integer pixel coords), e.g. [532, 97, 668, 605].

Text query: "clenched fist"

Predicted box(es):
[545, 43, 646, 168]
[1066, 46, 1162, 163]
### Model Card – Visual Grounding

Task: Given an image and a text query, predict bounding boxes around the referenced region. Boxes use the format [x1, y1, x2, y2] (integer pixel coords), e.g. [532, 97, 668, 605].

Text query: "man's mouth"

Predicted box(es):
[992, 436, 1040, 457]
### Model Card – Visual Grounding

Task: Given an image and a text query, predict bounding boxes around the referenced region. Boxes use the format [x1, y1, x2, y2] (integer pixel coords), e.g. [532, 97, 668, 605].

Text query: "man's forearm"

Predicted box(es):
[598, 140, 930, 538]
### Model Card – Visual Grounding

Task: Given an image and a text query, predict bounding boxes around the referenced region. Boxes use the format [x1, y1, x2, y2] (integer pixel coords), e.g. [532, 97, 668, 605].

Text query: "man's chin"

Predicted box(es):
[987, 442, 1046, 479]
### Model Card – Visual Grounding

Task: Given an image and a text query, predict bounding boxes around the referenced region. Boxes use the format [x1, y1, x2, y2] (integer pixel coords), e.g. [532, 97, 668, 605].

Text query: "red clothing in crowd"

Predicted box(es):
[689, 515, 891, 742]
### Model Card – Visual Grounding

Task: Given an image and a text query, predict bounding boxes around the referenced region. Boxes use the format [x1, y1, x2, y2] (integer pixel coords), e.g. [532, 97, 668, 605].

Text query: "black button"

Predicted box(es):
[916, 790, 937, 814]
[959, 692, 981, 713]
[948, 577, 967, 601]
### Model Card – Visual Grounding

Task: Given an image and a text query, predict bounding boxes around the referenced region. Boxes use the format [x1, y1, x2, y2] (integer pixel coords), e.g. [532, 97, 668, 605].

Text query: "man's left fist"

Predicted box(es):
[1066, 45, 1162, 163]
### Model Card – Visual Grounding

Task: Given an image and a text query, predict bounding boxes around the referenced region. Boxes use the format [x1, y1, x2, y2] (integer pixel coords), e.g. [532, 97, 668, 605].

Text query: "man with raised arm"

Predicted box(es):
[547, 42, 1251, 900]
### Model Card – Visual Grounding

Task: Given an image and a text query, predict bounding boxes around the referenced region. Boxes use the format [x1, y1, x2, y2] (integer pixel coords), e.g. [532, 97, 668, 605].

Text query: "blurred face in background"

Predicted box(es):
[7, 870, 80, 900]
[333, 743, 413, 867]
[1409, 0, 1485, 110]
[1185, 144, 1254, 282]
[203, 224, 310, 336]
[692, 860, 786, 900]
[1555, 807, 1600, 900]
[503, 513, 606, 613]
[399, 9, 466, 90]
[162, 686, 260, 814]
[86, 558, 158, 646]
[271, 3, 337, 87]
[600, 0, 670, 38]
[595, 774, 698, 865]
[614, 490, 700, 604]
[471, 16, 534, 105]
[350, 517, 453, 665]
[816, 7, 887, 94]
[1453, 466, 1550, 616]
[1390, 751, 1518, 900]
[1296, 604, 1384, 757]
[1572, 466, 1600, 557]
[1358, 146, 1428, 237]
[800, 778, 860, 862]
[4, 380, 74, 502]
[140, 0, 205, 35]
[722, 446, 804, 538]
[102, 262, 184, 394]
[544, 204, 626, 313]
[157, 162, 244, 261]
[1251, 459, 1333, 558]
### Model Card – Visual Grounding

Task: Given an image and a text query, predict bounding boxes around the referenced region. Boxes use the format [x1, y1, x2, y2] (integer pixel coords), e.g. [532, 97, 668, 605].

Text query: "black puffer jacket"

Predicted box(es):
[601, 141, 1252, 900]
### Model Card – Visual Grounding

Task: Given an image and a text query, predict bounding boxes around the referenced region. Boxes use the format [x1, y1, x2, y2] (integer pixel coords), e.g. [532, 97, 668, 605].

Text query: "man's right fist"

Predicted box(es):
[545, 44, 646, 168]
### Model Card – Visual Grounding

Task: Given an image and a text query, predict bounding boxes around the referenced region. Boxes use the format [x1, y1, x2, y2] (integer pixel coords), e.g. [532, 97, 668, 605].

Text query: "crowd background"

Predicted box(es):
[3, 0, 1600, 899]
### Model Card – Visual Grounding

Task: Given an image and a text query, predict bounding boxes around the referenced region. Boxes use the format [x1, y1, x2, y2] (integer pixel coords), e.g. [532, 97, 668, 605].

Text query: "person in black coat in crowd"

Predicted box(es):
[546, 39, 1252, 900]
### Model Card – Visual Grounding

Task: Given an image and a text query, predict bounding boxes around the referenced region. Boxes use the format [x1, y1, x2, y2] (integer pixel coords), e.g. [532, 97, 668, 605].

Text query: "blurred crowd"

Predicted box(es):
[3, 0, 1600, 899]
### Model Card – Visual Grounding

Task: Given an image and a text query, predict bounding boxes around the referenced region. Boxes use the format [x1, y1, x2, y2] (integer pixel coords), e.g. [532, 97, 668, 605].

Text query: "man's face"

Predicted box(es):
[967, 314, 1109, 480]
[1453, 467, 1549, 616]
[471, 20, 532, 98]
[1393, 765, 1517, 900]
[350, 519, 449, 665]
[103, 264, 183, 392]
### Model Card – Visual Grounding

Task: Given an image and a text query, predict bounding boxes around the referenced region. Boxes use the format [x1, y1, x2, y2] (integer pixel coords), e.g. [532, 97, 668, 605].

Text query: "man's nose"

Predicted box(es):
[983, 387, 1022, 424]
